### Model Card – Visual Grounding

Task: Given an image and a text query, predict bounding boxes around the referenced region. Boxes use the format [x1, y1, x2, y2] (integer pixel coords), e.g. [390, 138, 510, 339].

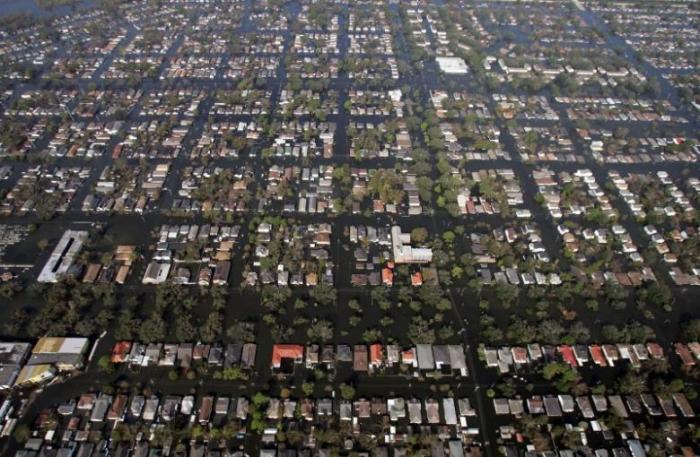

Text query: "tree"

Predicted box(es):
[362, 328, 382, 343]
[226, 321, 255, 343]
[97, 355, 114, 374]
[213, 366, 249, 381]
[309, 283, 337, 306]
[174, 313, 197, 342]
[617, 371, 647, 395]
[541, 362, 582, 393]
[301, 382, 314, 396]
[442, 231, 456, 244]
[407, 316, 435, 344]
[4, 309, 29, 336]
[339, 383, 355, 400]
[637, 282, 673, 310]
[537, 320, 565, 345]
[139, 316, 166, 343]
[506, 319, 536, 345]
[307, 320, 334, 342]
[568, 321, 590, 344]
[200, 312, 223, 343]
[252, 392, 269, 407]
[411, 227, 429, 244]
[14, 424, 31, 443]
[681, 319, 700, 341]
[114, 309, 139, 341]
[493, 282, 519, 307]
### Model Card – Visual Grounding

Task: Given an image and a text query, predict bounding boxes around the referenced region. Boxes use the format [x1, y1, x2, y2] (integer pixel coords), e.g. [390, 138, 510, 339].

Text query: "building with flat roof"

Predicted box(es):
[391, 226, 433, 264]
[29, 337, 89, 371]
[15, 364, 56, 387]
[0, 366, 19, 390]
[0, 342, 31, 367]
[436, 57, 469, 75]
[37, 230, 88, 283]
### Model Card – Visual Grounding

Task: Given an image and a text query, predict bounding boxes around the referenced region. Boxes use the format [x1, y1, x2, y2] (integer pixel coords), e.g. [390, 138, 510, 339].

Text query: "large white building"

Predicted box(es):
[436, 56, 469, 75]
[391, 226, 433, 264]
[37, 230, 88, 283]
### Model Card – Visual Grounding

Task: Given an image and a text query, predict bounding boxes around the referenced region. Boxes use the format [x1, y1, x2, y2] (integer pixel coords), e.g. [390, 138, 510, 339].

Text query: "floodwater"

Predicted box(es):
[0, 0, 95, 18]
[0, 0, 697, 456]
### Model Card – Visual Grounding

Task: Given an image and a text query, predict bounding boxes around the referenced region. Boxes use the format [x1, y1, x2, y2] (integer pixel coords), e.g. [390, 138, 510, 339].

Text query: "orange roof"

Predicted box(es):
[411, 272, 423, 286]
[111, 341, 132, 363]
[675, 343, 695, 366]
[271, 344, 304, 368]
[558, 345, 577, 367]
[382, 268, 393, 285]
[370, 344, 382, 364]
[647, 342, 664, 359]
[589, 345, 606, 367]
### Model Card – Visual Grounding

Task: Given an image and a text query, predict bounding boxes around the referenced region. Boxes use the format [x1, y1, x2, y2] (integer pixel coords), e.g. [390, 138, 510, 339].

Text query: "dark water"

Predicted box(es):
[0, 0, 95, 18]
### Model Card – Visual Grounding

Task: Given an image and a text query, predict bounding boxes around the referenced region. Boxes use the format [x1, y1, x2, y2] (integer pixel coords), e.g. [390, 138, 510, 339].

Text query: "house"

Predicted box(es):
[675, 343, 695, 367]
[448, 345, 468, 376]
[416, 344, 435, 370]
[354, 398, 371, 418]
[433, 345, 450, 370]
[107, 394, 127, 421]
[401, 347, 416, 367]
[215, 397, 230, 416]
[241, 343, 256, 369]
[177, 343, 193, 369]
[425, 399, 440, 423]
[369, 344, 383, 370]
[90, 395, 112, 422]
[387, 397, 406, 421]
[557, 345, 577, 367]
[493, 398, 509, 415]
[198, 396, 213, 424]
[589, 345, 607, 367]
[407, 399, 422, 424]
[15, 364, 55, 387]
[672, 393, 695, 418]
[142, 262, 171, 284]
[381, 268, 393, 286]
[443, 398, 457, 425]
[212, 261, 230, 285]
[543, 396, 562, 417]
[29, 337, 89, 370]
[110, 341, 131, 364]
[225, 344, 242, 368]
[143, 396, 159, 421]
[353, 345, 368, 372]
[271, 344, 304, 370]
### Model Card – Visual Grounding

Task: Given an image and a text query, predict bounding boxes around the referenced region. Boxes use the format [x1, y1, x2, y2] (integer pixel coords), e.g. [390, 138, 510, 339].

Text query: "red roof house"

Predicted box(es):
[271, 344, 304, 368]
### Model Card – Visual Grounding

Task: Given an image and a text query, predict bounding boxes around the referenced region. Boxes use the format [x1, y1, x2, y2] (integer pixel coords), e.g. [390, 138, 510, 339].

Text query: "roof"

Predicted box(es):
[353, 345, 368, 371]
[271, 344, 304, 368]
[0, 342, 31, 366]
[111, 341, 132, 363]
[33, 337, 89, 355]
[0, 365, 19, 389]
[369, 344, 382, 365]
[416, 344, 435, 370]
[589, 345, 606, 366]
[558, 345, 577, 367]
[15, 364, 55, 386]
